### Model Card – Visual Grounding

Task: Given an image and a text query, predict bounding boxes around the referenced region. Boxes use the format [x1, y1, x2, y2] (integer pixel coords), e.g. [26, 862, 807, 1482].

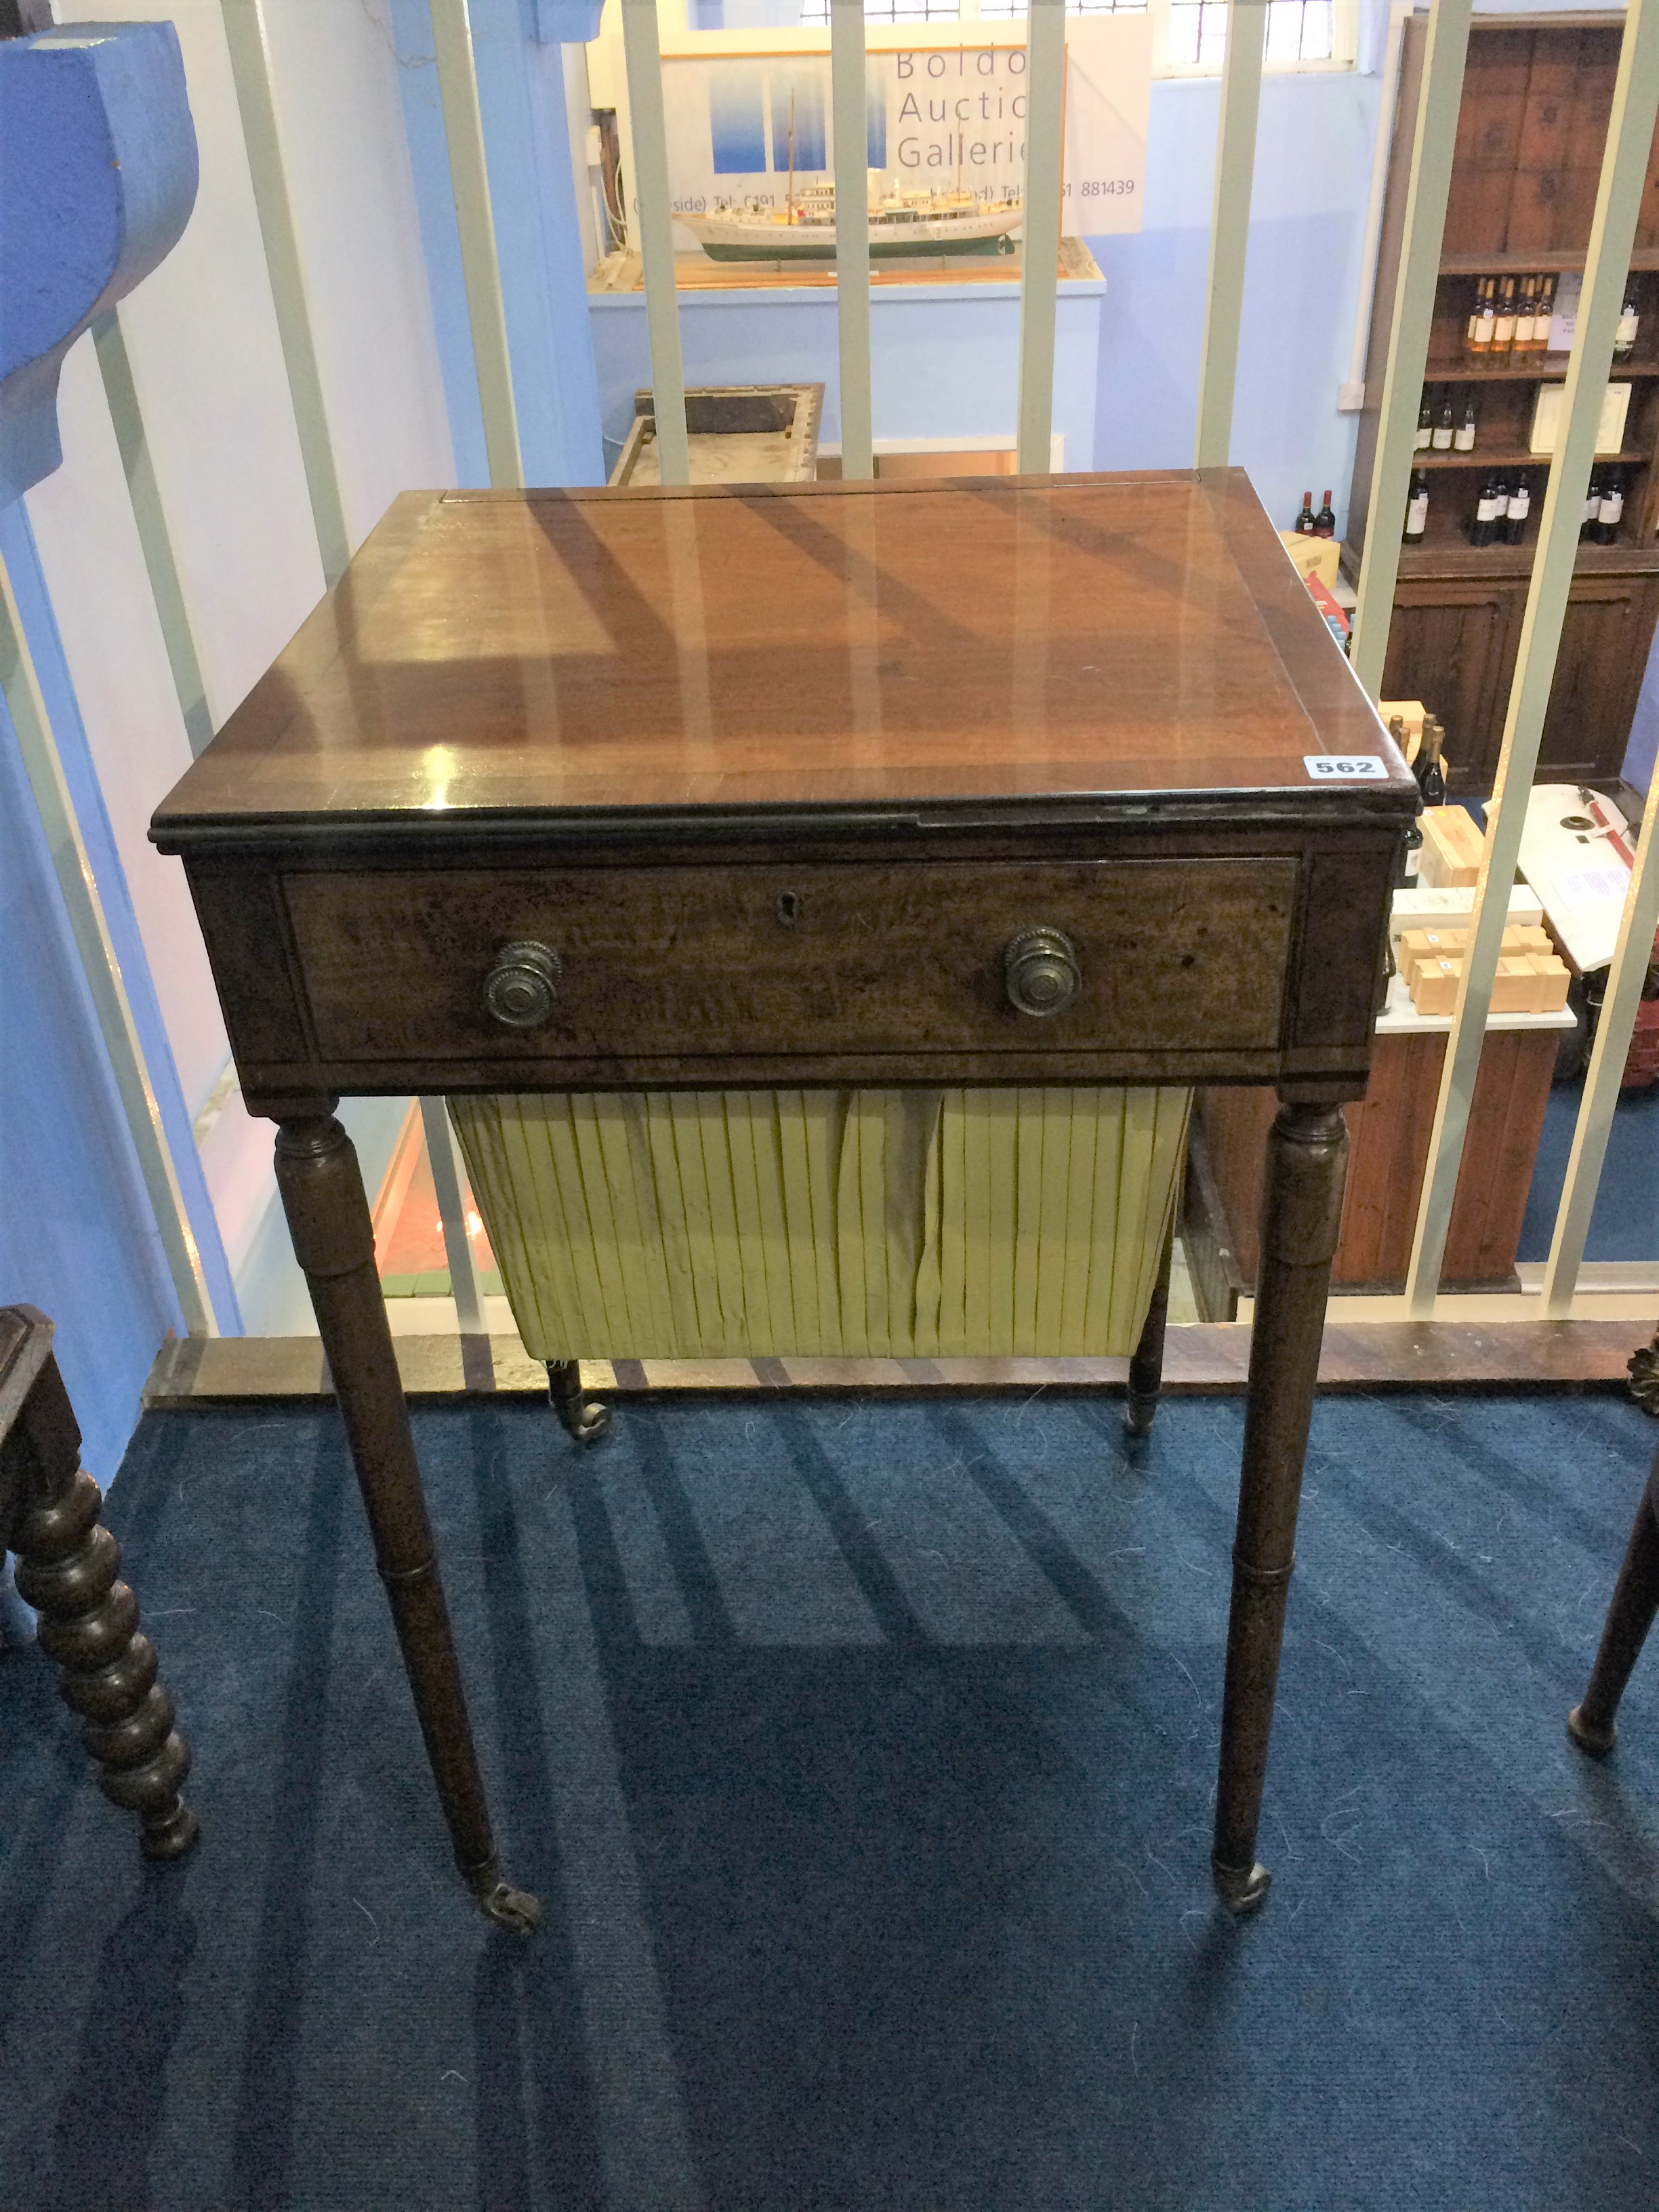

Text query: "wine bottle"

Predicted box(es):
[1492, 476, 1510, 545]
[1615, 294, 1639, 363]
[1294, 490, 1317, 535]
[1467, 279, 1490, 354]
[1314, 489, 1336, 538]
[1392, 718, 1423, 885]
[1433, 398, 1454, 451]
[1493, 276, 1517, 354]
[1583, 470, 1602, 541]
[1473, 281, 1496, 353]
[1416, 393, 1433, 450]
[1454, 397, 1477, 452]
[1535, 273, 1555, 350]
[1471, 476, 1499, 548]
[1597, 467, 1624, 544]
[1504, 471, 1530, 546]
[1404, 469, 1429, 544]
[1514, 276, 1536, 352]
[1417, 721, 1447, 808]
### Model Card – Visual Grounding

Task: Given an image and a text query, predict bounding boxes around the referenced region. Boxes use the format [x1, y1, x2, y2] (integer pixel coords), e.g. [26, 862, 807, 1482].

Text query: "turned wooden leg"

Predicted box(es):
[1124, 1221, 1175, 1439]
[1628, 1328, 1659, 1417]
[547, 1360, 609, 1443]
[5, 1338, 199, 1862]
[274, 1112, 541, 1933]
[1212, 1097, 1348, 1913]
[1569, 1458, 1659, 1757]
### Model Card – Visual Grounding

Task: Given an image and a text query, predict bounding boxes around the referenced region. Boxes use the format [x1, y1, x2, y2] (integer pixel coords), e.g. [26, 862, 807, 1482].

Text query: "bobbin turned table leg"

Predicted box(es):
[274, 1112, 541, 1933]
[7, 1338, 199, 1862]
[1212, 1097, 1348, 1913]
[1569, 1457, 1659, 1757]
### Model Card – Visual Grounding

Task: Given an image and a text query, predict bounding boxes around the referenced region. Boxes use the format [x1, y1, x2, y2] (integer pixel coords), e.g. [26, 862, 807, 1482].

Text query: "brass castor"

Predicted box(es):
[1568, 1703, 1618, 1758]
[1212, 1856, 1272, 1913]
[548, 1361, 609, 1443]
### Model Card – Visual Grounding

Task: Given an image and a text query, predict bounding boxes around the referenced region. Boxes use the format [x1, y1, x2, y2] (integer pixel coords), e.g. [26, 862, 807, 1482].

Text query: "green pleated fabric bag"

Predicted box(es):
[449, 1088, 1190, 1362]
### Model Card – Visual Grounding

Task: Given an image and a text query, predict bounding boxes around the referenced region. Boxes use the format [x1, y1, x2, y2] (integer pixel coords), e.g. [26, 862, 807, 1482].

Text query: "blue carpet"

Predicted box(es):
[3, 1392, 1659, 2211]
[1519, 1076, 1659, 1263]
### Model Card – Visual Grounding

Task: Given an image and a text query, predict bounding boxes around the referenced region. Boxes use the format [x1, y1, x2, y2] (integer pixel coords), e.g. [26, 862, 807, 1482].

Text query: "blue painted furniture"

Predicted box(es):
[0, 20, 198, 504]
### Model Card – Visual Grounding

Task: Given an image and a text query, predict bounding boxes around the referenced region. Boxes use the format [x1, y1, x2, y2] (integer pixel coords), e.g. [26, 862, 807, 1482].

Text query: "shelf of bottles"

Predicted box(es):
[1401, 266, 1650, 562]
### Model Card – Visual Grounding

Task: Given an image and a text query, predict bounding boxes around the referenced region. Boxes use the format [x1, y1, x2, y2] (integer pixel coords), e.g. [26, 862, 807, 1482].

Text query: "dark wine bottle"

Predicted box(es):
[1404, 468, 1429, 544]
[1294, 490, 1317, 535]
[1471, 476, 1498, 548]
[1433, 398, 1454, 451]
[1416, 394, 1433, 451]
[1417, 720, 1447, 808]
[1314, 489, 1335, 538]
[1504, 471, 1530, 546]
[1583, 469, 1601, 541]
[1597, 467, 1625, 545]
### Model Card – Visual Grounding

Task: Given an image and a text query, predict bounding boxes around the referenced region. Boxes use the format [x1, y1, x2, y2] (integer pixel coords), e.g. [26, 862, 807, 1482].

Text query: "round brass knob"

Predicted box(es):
[1004, 926, 1081, 1017]
[484, 941, 562, 1030]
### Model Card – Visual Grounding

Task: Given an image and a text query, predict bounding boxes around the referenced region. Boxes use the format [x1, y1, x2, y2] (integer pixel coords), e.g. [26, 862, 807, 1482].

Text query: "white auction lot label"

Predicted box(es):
[1304, 755, 1389, 780]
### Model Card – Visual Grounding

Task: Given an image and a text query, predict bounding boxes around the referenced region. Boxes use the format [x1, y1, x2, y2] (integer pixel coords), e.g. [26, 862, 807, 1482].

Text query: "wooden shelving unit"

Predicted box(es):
[1345, 13, 1659, 797]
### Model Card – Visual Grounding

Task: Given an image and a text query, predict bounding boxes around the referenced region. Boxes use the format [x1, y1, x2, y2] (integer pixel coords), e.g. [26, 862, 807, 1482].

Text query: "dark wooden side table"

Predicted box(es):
[150, 470, 1416, 1927]
[0, 1306, 199, 1860]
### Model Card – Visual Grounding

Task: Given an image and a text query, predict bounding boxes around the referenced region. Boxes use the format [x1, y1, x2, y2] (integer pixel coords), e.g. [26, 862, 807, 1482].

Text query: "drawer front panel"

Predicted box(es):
[283, 859, 1298, 1066]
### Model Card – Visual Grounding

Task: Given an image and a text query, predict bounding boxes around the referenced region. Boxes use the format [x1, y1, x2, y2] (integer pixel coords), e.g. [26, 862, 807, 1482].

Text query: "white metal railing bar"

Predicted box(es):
[1340, 0, 1410, 411]
[430, 0, 526, 491]
[1542, 786, 1659, 1313]
[831, 0, 874, 480]
[219, 0, 352, 585]
[1015, 0, 1067, 474]
[1348, 0, 1473, 698]
[91, 312, 215, 758]
[0, 551, 218, 1335]
[419, 1097, 487, 1338]
[622, 0, 691, 486]
[1406, 0, 1659, 1316]
[1193, 1, 1265, 469]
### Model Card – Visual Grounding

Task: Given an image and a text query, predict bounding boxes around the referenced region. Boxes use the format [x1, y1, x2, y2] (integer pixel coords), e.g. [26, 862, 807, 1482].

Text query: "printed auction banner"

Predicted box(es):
[655, 16, 1150, 240]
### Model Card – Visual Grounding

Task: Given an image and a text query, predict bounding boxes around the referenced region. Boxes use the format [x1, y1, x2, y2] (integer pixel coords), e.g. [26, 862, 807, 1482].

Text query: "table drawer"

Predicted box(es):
[281, 859, 1298, 1066]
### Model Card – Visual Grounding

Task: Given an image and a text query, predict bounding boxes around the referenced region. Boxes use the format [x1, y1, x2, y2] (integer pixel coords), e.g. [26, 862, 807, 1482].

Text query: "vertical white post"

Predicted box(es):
[419, 1099, 487, 1338]
[1193, 2, 1265, 470]
[1348, 0, 1474, 697]
[0, 553, 217, 1335]
[831, 0, 874, 481]
[1405, 0, 1659, 1315]
[220, 0, 352, 583]
[91, 312, 215, 757]
[430, 0, 525, 491]
[621, 0, 690, 485]
[1540, 793, 1659, 1311]
[1015, 0, 1067, 476]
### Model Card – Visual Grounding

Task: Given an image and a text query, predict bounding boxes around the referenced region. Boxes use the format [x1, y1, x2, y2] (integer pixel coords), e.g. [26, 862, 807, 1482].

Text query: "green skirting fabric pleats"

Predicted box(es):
[449, 1088, 1191, 1363]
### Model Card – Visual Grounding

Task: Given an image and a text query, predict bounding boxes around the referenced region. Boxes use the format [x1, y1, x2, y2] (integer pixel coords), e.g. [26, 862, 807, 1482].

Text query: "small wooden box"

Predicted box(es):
[1419, 807, 1485, 888]
[1492, 955, 1541, 1012]
[1413, 956, 1462, 1015]
[1530, 954, 1572, 1011]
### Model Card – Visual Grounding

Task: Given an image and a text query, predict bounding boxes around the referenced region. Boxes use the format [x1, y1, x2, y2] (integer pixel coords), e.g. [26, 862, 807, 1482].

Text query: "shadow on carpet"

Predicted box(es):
[3, 1392, 1658, 2211]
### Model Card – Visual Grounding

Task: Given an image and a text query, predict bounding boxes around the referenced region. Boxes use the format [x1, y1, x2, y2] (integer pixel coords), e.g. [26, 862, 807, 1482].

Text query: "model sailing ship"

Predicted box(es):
[679, 179, 1024, 262]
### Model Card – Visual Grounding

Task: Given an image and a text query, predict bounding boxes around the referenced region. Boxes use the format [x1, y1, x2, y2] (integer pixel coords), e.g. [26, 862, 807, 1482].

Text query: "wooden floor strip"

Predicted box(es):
[142, 1321, 1652, 1408]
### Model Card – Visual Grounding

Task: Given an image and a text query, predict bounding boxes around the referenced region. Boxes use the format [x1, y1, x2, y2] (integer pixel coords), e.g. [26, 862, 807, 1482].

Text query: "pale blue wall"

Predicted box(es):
[0, 680, 180, 1486]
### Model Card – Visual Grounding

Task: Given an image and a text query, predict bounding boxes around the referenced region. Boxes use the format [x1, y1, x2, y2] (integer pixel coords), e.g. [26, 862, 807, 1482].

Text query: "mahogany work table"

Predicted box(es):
[151, 470, 1416, 1927]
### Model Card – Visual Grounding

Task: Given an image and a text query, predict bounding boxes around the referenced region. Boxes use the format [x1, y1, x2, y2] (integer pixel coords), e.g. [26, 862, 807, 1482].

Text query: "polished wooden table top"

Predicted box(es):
[152, 470, 1414, 835]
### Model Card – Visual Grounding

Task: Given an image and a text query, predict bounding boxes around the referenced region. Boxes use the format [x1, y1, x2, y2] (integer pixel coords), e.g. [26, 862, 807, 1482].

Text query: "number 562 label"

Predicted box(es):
[1304, 754, 1389, 781]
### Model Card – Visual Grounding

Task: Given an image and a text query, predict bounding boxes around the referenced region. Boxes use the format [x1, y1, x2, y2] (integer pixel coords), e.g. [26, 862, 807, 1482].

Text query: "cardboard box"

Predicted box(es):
[1529, 380, 1632, 457]
[1279, 531, 1342, 589]
[1419, 806, 1486, 888]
